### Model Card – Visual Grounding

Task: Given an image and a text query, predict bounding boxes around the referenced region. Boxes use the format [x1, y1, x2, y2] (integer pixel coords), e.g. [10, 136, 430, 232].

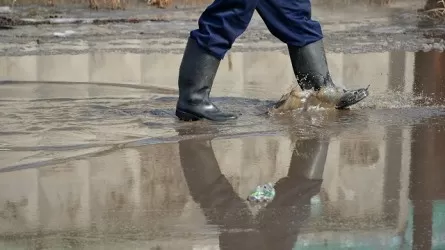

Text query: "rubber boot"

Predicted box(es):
[175, 38, 238, 122]
[288, 39, 369, 109]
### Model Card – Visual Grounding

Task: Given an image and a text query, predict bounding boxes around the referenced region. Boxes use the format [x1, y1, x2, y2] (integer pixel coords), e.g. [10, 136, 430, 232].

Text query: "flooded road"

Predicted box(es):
[1, 49, 445, 249]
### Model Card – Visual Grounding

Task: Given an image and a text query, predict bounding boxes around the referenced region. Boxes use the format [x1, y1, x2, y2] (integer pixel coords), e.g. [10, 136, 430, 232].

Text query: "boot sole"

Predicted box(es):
[336, 96, 367, 109]
[335, 89, 369, 110]
[176, 109, 201, 122]
[176, 109, 238, 122]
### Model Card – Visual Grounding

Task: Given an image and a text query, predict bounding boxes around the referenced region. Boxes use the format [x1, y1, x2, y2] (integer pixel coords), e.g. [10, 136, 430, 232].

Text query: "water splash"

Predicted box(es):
[354, 91, 445, 110]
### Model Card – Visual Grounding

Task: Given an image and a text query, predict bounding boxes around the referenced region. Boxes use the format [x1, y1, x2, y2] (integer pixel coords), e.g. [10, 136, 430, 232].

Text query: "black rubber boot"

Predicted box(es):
[288, 39, 369, 109]
[175, 38, 238, 122]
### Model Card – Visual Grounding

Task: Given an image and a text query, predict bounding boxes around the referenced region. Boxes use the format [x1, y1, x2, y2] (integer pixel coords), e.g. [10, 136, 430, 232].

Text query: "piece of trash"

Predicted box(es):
[53, 30, 76, 37]
[247, 183, 276, 203]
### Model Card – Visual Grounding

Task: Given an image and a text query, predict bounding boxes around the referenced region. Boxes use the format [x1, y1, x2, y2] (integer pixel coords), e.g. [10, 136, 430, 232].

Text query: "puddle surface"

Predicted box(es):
[0, 50, 445, 249]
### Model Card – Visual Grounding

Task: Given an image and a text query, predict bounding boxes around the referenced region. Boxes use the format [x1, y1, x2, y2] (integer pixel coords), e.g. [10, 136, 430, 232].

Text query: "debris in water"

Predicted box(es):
[53, 30, 76, 37]
[247, 183, 276, 203]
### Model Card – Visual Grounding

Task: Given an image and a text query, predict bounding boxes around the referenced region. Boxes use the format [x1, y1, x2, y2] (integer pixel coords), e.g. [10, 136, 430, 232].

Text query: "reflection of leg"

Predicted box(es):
[176, 0, 258, 122]
[256, 0, 368, 109]
[257, 138, 328, 249]
[288, 138, 329, 180]
[178, 138, 261, 249]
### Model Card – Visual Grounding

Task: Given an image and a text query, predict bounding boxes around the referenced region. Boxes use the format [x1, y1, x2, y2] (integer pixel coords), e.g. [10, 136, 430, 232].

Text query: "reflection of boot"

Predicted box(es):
[265, 138, 328, 208]
[178, 138, 260, 250]
[175, 38, 238, 122]
[288, 40, 369, 109]
[288, 138, 329, 180]
[178, 138, 253, 227]
[257, 138, 328, 249]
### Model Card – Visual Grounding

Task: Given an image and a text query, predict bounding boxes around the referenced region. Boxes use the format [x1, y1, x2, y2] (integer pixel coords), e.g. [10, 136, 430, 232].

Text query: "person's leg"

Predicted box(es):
[176, 0, 258, 122]
[256, 0, 369, 109]
[256, 0, 323, 48]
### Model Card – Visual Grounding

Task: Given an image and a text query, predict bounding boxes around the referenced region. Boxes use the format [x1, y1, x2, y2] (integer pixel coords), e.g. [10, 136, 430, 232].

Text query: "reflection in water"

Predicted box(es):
[414, 51, 445, 105]
[0, 119, 444, 248]
[408, 51, 445, 250]
[408, 120, 445, 250]
[177, 129, 328, 249]
[1, 49, 445, 249]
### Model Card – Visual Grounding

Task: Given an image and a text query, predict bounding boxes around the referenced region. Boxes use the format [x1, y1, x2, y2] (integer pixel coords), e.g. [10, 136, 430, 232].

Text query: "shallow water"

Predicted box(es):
[0, 50, 445, 249]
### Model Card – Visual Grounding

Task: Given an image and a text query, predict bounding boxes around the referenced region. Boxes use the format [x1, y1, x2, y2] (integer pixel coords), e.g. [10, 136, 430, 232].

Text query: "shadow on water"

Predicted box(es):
[0, 49, 445, 248]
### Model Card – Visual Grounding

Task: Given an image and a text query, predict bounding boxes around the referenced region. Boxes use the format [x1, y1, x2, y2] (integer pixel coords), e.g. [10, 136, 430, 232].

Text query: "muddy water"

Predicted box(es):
[0, 50, 445, 249]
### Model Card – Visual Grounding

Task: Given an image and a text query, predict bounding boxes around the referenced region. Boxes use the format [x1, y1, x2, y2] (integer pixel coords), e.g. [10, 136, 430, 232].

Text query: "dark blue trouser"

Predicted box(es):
[190, 0, 324, 60]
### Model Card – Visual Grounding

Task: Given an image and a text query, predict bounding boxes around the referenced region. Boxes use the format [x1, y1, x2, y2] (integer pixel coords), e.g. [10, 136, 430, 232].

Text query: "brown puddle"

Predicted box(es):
[0, 49, 445, 249]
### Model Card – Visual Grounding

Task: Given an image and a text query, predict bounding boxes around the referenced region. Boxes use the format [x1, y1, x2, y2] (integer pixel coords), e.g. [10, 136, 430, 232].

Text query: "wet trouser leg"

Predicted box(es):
[190, 0, 324, 60]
